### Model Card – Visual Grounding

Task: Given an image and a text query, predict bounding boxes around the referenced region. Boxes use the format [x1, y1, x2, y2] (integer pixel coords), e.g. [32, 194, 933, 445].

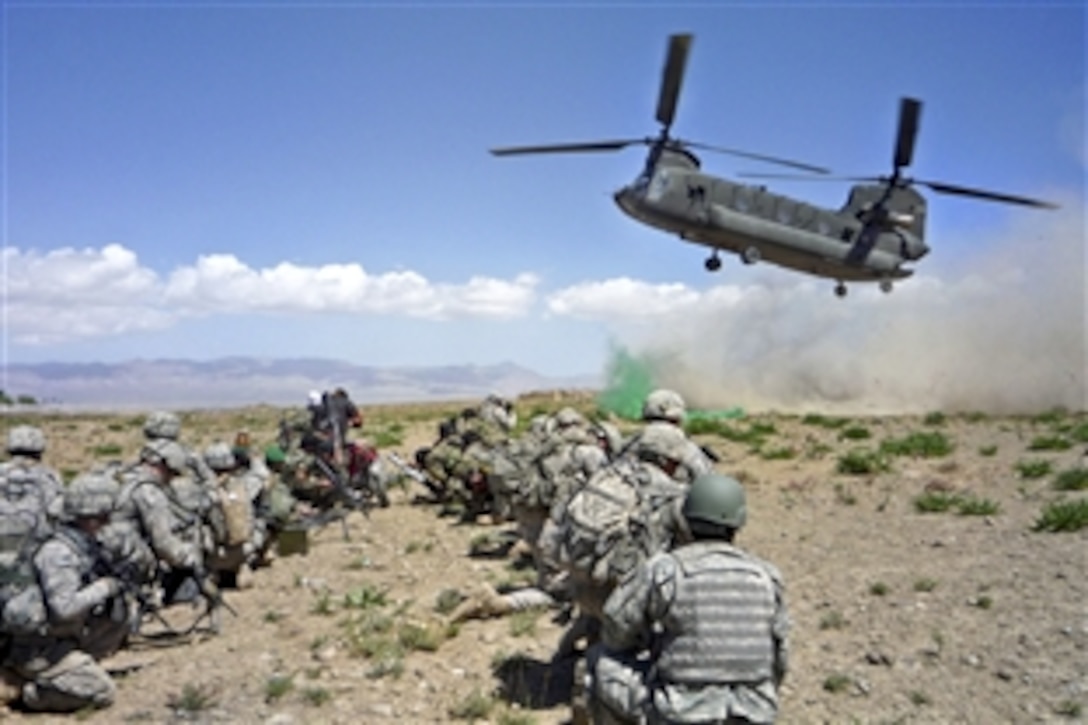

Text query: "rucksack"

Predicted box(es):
[0, 462, 55, 634]
[556, 460, 683, 589]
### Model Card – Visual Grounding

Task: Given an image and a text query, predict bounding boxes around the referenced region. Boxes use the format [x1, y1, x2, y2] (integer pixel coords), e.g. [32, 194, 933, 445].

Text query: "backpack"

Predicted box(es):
[210, 475, 253, 548]
[0, 462, 55, 635]
[556, 460, 676, 589]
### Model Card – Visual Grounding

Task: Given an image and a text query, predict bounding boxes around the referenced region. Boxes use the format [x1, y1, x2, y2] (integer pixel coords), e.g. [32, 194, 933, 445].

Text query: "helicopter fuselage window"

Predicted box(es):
[840, 227, 855, 243]
[648, 169, 671, 202]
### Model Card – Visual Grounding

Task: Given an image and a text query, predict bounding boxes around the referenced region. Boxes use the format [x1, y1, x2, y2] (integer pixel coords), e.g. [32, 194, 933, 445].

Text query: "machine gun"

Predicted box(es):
[387, 451, 447, 500]
[303, 451, 370, 541]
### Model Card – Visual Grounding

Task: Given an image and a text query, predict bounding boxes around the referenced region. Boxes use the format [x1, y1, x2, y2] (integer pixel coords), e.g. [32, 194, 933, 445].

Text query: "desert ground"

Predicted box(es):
[1, 392, 1085, 724]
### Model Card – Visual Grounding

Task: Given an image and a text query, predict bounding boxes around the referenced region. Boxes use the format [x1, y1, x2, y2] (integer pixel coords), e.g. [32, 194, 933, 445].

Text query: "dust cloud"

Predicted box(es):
[616, 203, 1086, 415]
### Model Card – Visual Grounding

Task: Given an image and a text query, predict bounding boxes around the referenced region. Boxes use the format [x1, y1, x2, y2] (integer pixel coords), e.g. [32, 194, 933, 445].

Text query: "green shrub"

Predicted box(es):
[1017, 459, 1054, 479]
[449, 689, 494, 720]
[922, 411, 946, 426]
[822, 673, 852, 693]
[914, 491, 960, 513]
[264, 675, 294, 703]
[1028, 435, 1072, 452]
[955, 496, 1001, 516]
[880, 431, 954, 458]
[839, 426, 871, 441]
[836, 449, 890, 475]
[978, 444, 998, 457]
[1052, 468, 1088, 491]
[1033, 499, 1088, 533]
[802, 414, 849, 429]
[89, 443, 124, 458]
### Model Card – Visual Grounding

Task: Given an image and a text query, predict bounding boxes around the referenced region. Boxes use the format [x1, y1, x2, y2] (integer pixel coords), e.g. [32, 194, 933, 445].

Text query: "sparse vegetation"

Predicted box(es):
[1033, 499, 1088, 533]
[869, 581, 889, 596]
[915, 491, 1000, 516]
[89, 443, 124, 457]
[833, 482, 857, 506]
[264, 674, 294, 703]
[819, 610, 846, 630]
[913, 578, 938, 592]
[822, 673, 852, 693]
[880, 431, 954, 458]
[956, 496, 1001, 516]
[301, 686, 332, 706]
[1017, 459, 1054, 479]
[167, 683, 219, 714]
[922, 411, 946, 426]
[449, 688, 495, 720]
[508, 608, 545, 637]
[397, 622, 444, 651]
[1052, 468, 1088, 491]
[1028, 435, 1072, 451]
[435, 588, 466, 615]
[802, 413, 849, 429]
[839, 425, 871, 441]
[836, 448, 890, 475]
[978, 444, 998, 457]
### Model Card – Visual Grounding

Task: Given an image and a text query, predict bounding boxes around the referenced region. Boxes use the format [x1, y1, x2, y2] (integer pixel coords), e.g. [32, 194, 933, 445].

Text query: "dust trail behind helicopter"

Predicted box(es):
[610, 203, 1086, 415]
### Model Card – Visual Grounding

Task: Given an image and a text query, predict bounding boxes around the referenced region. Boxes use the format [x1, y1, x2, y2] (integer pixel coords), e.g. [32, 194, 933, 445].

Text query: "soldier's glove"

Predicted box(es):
[90, 576, 123, 603]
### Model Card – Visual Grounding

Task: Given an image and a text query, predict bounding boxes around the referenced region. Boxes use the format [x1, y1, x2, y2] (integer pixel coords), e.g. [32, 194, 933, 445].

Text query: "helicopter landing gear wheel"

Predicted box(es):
[741, 246, 761, 265]
[704, 253, 722, 272]
[834, 282, 847, 298]
[879, 279, 893, 294]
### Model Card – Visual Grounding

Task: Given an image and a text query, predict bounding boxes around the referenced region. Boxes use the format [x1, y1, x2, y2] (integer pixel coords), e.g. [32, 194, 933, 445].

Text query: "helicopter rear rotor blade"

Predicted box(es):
[893, 97, 922, 171]
[489, 139, 642, 156]
[656, 33, 693, 130]
[916, 179, 1060, 209]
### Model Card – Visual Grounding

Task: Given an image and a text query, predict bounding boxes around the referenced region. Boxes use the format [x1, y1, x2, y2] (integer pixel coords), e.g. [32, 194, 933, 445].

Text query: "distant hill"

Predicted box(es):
[2, 357, 601, 410]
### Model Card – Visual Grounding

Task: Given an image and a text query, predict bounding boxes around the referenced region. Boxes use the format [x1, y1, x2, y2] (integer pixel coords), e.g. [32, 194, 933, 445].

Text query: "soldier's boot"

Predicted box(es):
[0, 669, 24, 708]
[448, 583, 512, 623]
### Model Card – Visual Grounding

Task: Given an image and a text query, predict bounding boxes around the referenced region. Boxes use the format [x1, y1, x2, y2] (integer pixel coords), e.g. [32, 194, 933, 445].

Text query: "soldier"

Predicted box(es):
[582, 473, 789, 725]
[480, 394, 518, 432]
[625, 390, 715, 483]
[111, 439, 203, 591]
[202, 443, 262, 588]
[1, 425, 64, 523]
[1, 474, 139, 712]
[142, 410, 215, 487]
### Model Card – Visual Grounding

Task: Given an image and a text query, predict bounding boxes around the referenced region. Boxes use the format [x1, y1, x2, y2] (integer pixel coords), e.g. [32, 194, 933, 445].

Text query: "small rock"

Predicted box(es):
[961, 654, 982, 668]
[449, 667, 466, 678]
[265, 715, 297, 725]
[313, 645, 337, 663]
[996, 668, 1015, 681]
[368, 703, 395, 717]
[865, 650, 893, 667]
[852, 678, 871, 696]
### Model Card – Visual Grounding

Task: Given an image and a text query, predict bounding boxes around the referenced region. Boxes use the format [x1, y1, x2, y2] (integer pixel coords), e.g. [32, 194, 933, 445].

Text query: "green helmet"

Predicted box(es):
[65, 473, 119, 519]
[682, 473, 747, 532]
[264, 444, 286, 465]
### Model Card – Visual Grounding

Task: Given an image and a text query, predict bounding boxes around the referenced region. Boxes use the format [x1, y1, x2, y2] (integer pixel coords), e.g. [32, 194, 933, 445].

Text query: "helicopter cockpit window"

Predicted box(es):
[647, 169, 671, 202]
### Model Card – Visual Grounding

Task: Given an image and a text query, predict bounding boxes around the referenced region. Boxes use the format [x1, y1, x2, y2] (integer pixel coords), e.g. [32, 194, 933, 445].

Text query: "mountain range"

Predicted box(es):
[1, 357, 601, 410]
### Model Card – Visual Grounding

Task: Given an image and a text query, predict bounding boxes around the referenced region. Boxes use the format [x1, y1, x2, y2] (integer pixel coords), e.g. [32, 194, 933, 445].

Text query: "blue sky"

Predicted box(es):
[3, 1, 1084, 407]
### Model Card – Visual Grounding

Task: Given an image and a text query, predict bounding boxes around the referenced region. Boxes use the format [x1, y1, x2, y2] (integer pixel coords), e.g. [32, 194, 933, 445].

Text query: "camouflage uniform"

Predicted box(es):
[1, 426, 64, 523]
[202, 443, 264, 579]
[142, 411, 215, 487]
[111, 441, 202, 573]
[2, 474, 141, 713]
[587, 541, 789, 724]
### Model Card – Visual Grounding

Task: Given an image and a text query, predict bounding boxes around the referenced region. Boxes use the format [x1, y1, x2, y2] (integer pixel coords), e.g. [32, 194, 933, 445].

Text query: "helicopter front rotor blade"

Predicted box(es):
[917, 179, 1060, 209]
[489, 139, 641, 156]
[655, 33, 693, 130]
[683, 142, 830, 174]
[893, 97, 922, 171]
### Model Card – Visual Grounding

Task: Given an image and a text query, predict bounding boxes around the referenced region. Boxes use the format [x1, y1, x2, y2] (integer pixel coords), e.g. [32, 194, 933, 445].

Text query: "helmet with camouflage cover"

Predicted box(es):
[203, 442, 237, 472]
[636, 421, 689, 464]
[554, 407, 585, 429]
[591, 421, 623, 455]
[6, 425, 46, 455]
[140, 438, 188, 474]
[642, 389, 686, 425]
[143, 410, 181, 440]
[65, 472, 119, 519]
[682, 472, 747, 533]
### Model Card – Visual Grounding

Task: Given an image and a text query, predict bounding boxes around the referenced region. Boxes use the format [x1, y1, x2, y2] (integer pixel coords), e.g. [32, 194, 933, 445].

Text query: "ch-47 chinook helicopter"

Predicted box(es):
[490, 33, 1058, 297]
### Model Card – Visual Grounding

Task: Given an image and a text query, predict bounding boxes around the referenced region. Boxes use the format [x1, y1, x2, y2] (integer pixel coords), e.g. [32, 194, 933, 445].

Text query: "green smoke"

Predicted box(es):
[597, 342, 745, 421]
[597, 344, 657, 420]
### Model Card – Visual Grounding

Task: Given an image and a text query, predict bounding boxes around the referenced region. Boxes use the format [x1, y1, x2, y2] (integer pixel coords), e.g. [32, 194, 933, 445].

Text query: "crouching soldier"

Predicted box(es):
[202, 443, 262, 589]
[1, 474, 139, 713]
[581, 473, 790, 725]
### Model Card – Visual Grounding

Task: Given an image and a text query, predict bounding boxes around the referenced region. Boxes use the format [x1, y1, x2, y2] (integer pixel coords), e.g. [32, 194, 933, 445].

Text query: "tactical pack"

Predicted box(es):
[210, 476, 254, 548]
[556, 460, 684, 589]
[0, 461, 54, 635]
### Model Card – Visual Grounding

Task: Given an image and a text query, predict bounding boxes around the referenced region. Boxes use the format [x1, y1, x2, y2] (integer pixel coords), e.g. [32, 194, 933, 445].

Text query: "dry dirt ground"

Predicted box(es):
[1, 395, 1086, 724]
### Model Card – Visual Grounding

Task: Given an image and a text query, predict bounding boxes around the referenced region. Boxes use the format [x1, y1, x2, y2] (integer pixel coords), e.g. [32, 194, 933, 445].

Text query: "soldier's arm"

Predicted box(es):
[601, 554, 674, 652]
[35, 541, 116, 623]
[134, 487, 200, 570]
[768, 563, 790, 685]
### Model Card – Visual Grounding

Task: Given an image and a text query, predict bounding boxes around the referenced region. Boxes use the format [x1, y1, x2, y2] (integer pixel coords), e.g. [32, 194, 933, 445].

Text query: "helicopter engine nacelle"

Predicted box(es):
[887, 210, 915, 229]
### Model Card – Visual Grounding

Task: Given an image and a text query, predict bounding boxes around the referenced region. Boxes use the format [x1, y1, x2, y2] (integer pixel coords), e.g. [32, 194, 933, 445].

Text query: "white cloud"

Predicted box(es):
[546, 277, 708, 319]
[2, 245, 539, 345]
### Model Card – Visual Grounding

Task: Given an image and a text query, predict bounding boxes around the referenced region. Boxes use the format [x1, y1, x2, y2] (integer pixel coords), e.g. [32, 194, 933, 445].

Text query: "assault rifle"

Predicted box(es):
[387, 452, 447, 500]
[305, 452, 370, 541]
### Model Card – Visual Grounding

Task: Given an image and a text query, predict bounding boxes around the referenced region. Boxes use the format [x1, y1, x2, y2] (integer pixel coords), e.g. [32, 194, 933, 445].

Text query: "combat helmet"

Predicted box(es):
[203, 442, 237, 473]
[636, 421, 689, 465]
[554, 407, 585, 429]
[682, 472, 747, 535]
[6, 425, 45, 455]
[642, 389, 687, 425]
[143, 411, 181, 440]
[140, 438, 188, 474]
[64, 473, 119, 519]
